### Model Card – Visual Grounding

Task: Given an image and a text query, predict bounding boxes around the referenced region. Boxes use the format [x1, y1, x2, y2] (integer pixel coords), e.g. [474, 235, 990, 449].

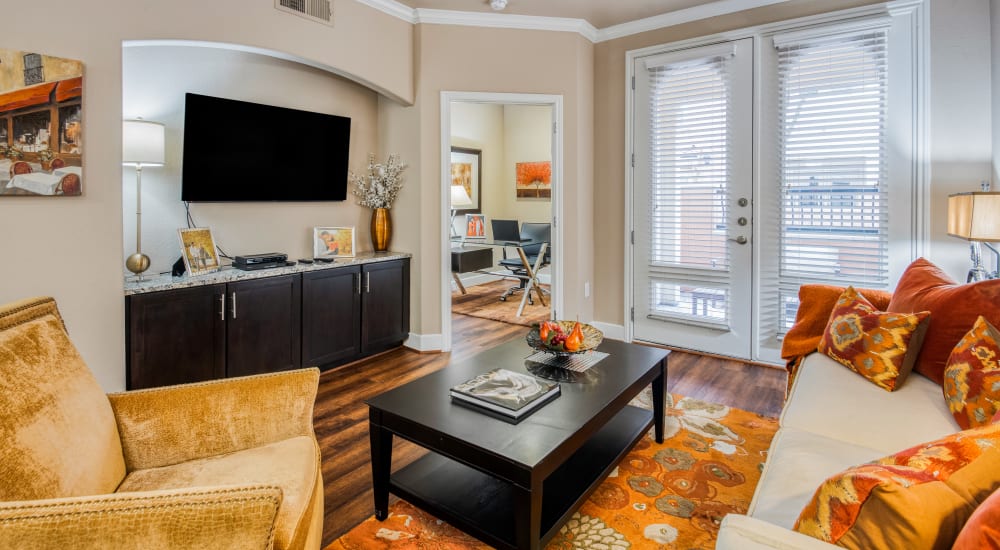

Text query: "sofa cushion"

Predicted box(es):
[117, 435, 318, 550]
[781, 353, 959, 453]
[952, 488, 1000, 550]
[887, 257, 1000, 385]
[0, 313, 126, 501]
[818, 287, 929, 392]
[793, 422, 1000, 549]
[748, 428, 885, 530]
[944, 315, 1000, 429]
[781, 284, 893, 363]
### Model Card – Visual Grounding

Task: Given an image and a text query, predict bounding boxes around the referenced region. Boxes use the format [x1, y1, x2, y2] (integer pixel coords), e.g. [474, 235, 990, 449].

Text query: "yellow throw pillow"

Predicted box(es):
[794, 422, 1000, 549]
[818, 286, 930, 391]
[943, 315, 1000, 429]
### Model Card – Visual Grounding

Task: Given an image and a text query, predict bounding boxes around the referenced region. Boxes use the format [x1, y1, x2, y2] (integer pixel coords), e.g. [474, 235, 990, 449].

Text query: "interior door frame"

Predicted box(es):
[439, 91, 564, 352]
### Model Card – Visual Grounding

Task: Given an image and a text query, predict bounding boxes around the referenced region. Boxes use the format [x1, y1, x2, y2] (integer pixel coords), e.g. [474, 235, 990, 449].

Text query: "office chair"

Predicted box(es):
[498, 222, 551, 304]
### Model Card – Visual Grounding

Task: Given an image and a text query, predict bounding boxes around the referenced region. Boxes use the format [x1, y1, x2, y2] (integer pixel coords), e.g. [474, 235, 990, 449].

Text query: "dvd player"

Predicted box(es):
[235, 261, 293, 271]
[234, 252, 288, 266]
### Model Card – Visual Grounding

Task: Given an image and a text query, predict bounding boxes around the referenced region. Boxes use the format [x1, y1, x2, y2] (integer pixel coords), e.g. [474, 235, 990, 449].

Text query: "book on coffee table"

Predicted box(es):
[450, 368, 560, 419]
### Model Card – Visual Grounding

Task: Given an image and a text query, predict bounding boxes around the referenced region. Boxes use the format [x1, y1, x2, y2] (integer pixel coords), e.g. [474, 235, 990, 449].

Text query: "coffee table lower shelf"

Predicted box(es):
[389, 405, 653, 550]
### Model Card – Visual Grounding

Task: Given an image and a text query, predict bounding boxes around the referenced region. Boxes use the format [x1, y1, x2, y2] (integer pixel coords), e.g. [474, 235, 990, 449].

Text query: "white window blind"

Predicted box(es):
[774, 28, 890, 331]
[646, 53, 733, 327]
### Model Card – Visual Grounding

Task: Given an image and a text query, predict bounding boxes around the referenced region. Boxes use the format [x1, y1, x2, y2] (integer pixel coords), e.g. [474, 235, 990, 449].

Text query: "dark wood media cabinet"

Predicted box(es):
[125, 256, 410, 390]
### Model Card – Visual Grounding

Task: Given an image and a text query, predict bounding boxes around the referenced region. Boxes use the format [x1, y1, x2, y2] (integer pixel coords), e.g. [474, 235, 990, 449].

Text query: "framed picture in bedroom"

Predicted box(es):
[450, 146, 481, 214]
[177, 227, 220, 277]
[314, 226, 356, 258]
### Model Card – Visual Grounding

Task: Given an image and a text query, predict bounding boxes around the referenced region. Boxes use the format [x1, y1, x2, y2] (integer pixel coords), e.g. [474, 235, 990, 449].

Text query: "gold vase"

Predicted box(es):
[371, 207, 391, 252]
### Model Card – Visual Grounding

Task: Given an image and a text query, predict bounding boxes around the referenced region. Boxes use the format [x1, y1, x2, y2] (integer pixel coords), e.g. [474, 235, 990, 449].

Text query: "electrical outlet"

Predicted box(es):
[585, 281, 591, 298]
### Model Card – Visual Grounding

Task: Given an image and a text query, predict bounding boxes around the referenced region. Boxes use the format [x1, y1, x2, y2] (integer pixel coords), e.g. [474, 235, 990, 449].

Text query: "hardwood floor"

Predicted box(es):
[314, 314, 787, 546]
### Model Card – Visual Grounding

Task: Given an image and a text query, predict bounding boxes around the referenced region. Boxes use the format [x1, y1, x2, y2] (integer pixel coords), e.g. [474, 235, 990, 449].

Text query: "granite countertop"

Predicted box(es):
[124, 251, 411, 296]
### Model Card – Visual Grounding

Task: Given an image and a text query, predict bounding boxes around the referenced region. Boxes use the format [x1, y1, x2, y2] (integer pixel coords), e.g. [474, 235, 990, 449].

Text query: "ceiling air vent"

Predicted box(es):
[276, 0, 333, 26]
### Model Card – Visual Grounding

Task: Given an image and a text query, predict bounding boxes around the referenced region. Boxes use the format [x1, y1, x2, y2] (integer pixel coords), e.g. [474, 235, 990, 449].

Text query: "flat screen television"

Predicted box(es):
[181, 93, 351, 202]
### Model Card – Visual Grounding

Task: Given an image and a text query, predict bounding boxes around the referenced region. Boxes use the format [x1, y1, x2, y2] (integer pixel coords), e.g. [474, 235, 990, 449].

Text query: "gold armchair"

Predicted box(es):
[0, 297, 323, 549]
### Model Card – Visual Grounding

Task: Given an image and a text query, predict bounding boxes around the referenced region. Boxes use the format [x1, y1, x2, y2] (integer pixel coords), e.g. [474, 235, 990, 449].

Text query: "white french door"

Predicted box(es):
[631, 38, 754, 357]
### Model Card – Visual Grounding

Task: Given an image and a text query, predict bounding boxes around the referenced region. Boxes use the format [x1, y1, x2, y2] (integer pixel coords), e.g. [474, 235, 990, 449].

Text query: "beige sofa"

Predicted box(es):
[716, 351, 961, 548]
[0, 296, 324, 550]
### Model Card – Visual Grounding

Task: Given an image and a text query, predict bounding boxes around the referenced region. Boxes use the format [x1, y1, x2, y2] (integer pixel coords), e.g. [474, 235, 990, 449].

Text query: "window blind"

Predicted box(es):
[773, 28, 890, 331]
[646, 53, 733, 327]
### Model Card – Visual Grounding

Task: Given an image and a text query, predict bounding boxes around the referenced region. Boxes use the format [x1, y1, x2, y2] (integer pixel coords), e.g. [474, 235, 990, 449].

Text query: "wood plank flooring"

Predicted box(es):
[314, 314, 787, 546]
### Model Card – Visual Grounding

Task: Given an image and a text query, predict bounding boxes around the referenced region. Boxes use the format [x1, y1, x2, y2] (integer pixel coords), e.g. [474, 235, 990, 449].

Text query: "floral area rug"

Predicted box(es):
[327, 393, 778, 550]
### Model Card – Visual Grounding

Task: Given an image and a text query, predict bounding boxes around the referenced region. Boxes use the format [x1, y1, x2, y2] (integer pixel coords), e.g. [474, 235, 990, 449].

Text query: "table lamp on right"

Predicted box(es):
[948, 182, 1000, 282]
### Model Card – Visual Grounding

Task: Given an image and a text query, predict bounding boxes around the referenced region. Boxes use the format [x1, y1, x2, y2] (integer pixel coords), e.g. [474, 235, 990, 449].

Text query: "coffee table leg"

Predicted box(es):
[514, 480, 543, 550]
[652, 360, 666, 443]
[369, 409, 393, 521]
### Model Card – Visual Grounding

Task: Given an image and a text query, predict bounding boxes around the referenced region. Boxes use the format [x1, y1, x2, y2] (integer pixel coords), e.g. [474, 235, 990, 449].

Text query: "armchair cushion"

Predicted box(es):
[117, 436, 319, 550]
[0, 485, 282, 549]
[0, 300, 125, 501]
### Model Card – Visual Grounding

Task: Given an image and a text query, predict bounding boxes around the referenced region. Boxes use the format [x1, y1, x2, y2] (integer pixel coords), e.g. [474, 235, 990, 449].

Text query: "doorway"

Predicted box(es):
[439, 92, 564, 352]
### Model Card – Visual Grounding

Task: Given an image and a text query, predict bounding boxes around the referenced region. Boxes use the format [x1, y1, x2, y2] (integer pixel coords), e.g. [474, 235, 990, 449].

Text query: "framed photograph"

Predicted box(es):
[465, 214, 485, 239]
[450, 146, 481, 214]
[516, 161, 552, 199]
[313, 226, 356, 258]
[177, 227, 220, 277]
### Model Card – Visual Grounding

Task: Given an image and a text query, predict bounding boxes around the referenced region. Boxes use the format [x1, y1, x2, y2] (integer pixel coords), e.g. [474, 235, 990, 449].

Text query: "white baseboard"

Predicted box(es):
[590, 321, 626, 341]
[404, 332, 443, 352]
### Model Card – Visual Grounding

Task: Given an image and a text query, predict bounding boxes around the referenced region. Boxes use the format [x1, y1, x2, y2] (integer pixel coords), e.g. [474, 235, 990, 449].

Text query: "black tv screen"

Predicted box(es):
[181, 93, 351, 202]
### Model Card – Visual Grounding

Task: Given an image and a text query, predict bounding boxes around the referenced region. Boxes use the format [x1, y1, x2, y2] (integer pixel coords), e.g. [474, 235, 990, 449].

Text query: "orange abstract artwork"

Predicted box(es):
[516, 161, 551, 199]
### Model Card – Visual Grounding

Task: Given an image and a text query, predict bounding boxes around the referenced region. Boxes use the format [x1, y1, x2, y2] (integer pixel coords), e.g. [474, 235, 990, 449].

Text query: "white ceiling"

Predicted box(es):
[394, 0, 717, 29]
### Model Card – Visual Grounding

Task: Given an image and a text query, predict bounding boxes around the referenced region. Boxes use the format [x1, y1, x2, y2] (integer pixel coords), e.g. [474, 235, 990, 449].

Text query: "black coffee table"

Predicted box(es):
[366, 337, 669, 550]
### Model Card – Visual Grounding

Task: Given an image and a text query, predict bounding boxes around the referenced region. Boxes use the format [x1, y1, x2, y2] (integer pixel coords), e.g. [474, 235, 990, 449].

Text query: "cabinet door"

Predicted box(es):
[361, 259, 410, 354]
[302, 266, 361, 367]
[126, 284, 226, 390]
[226, 274, 301, 377]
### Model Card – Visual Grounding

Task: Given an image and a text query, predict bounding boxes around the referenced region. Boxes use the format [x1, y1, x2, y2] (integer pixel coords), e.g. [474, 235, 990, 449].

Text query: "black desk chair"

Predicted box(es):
[498, 222, 551, 304]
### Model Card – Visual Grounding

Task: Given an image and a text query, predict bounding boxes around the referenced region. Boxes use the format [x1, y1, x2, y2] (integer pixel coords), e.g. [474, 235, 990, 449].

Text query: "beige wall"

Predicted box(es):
[450, 101, 504, 240]
[122, 45, 379, 273]
[502, 105, 554, 225]
[0, 0, 412, 391]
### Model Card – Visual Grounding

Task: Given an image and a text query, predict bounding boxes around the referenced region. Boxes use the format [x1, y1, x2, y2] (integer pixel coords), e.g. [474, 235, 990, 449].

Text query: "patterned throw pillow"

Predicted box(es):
[818, 287, 930, 392]
[944, 316, 1000, 429]
[794, 423, 1000, 549]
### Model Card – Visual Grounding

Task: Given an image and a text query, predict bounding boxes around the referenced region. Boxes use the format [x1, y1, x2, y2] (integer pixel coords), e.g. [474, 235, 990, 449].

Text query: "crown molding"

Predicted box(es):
[415, 8, 599, 41]
[354, 0, 417, 23]
[595, 0, 792, 42]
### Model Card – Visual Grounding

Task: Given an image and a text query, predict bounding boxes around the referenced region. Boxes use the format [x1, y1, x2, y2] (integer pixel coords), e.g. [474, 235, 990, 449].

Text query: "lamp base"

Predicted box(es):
[126, 253, 151, 281]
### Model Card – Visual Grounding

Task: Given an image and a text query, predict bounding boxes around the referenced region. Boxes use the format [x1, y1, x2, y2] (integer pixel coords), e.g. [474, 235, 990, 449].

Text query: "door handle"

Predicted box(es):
[219, 293, 226, 320]
[366, 272, 371, 293]
[729, 235, 748, 245]
[231, 291, 237, 319]
[356, 273, 361, 295]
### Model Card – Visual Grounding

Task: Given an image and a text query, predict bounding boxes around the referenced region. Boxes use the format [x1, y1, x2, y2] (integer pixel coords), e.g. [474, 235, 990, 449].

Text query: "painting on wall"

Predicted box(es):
[450, 146, 481, 213]
[516, 161, 551, 199]
[177, 228, 220, 277]
[0, 49, 83, 197]
[314, 226, 356, 258]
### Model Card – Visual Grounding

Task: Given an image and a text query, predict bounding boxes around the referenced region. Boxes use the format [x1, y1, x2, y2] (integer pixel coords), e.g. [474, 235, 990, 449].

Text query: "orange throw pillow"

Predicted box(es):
[794, 422, 1000, 549]
[887, 258, 1000, 385]
[944, 316, 1000, 429]
[953, 489, 1000, 550]
[818, 287, 929, 392]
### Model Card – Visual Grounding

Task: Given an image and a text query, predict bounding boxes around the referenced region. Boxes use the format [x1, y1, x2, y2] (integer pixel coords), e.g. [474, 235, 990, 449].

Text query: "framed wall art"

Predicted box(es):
[516, 161, 551, 199]
[177, 227, 220, 277]
[465, 214, 485, 239]
[0, 49, 83, 197]
[314, 226, 356, 258]
[450, 146, 481, 214]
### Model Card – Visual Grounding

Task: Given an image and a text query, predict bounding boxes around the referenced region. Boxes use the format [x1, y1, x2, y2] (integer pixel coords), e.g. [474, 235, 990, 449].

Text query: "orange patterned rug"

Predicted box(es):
[327, 392, 778, 550]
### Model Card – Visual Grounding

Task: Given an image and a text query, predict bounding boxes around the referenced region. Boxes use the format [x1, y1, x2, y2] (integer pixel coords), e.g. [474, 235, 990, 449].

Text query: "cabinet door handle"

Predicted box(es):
[231, 291, 237, 319]
[356, 273, 361, 295]
[219, 293, 226, 320]
[366, 272, 370, 293]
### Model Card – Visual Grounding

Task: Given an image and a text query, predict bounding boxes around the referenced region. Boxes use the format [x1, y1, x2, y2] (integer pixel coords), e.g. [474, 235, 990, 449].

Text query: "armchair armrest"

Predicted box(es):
[717, 515, 838, 550]
[0, 485, 282, 549]
[108, 368, 319, 471]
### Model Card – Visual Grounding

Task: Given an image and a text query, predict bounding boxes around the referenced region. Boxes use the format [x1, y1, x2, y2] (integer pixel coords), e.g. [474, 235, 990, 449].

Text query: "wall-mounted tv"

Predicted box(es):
[181, 93, 351, 202]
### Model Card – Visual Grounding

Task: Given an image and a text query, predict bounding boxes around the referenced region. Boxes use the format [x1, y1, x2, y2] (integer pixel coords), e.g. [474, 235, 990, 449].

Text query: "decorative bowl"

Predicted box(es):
[526, 321, 603, 357]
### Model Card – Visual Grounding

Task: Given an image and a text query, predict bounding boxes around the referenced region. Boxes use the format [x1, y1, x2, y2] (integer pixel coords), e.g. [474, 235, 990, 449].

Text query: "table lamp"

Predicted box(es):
[450, 185, 473, 238]
[123, 119, 165, 281]
[948, 183, 1000, 282]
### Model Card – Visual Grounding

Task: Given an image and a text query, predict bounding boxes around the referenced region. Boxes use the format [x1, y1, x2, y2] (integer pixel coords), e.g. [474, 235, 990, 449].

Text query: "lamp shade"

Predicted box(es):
[948, 192, 1000, 241]
[451, 185, 473, 208]
[122, 120, 165, 166]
